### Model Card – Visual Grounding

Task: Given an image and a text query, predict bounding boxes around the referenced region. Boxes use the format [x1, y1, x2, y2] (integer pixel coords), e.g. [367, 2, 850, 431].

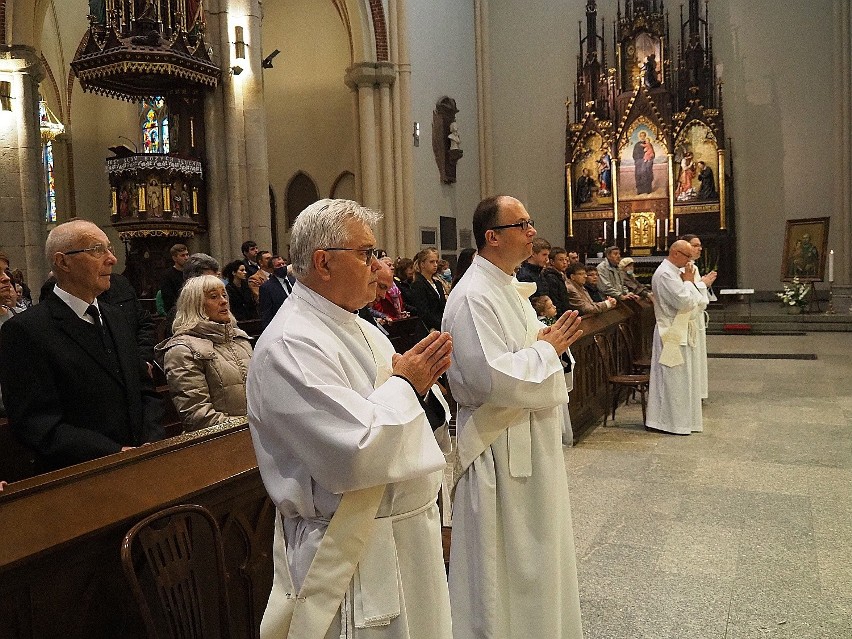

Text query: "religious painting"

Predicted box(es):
[674, 122, 718, 203]
[622, 33, 663, 91]
[572, 132, 613, 210]
[618, 120, 668, 201]
[781, 217, 830, 282]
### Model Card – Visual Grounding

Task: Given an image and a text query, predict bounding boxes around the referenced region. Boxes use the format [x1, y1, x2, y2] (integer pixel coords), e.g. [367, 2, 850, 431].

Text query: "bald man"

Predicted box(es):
[0, 220, 164, 472]
[645, 240, 706, 435]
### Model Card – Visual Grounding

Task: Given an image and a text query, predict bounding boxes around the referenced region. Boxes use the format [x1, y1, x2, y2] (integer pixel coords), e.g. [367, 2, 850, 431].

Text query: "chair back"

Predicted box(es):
[617, 323, 637, 366]
[593, 333, 616, 380]
[121, 504, 232, 639]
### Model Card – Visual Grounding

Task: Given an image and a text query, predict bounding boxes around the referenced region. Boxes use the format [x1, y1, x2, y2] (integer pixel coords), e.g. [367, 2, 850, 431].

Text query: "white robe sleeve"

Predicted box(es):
[249, 334, 446, 496]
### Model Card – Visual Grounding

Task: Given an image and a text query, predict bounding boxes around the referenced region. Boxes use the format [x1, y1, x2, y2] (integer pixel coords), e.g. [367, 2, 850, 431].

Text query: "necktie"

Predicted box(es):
[86, 304, 104, 333]
[86, 304, 121, 376]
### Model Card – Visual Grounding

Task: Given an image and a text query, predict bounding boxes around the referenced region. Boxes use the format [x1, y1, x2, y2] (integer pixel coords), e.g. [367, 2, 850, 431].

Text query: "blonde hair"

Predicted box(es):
[413, 247, 438, 273]
[172, 275, 236, 335]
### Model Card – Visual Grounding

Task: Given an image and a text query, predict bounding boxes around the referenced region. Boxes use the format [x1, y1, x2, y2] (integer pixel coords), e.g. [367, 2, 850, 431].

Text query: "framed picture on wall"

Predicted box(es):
[420, 227, 438, 247]
[439, 216, 458, 251]
[781, 217, 830, 282]
[459, 229, 473, 249]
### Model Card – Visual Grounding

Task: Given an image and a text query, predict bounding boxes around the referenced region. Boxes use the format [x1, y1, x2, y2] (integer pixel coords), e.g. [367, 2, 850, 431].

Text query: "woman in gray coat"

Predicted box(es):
[156, 275, 253, 431]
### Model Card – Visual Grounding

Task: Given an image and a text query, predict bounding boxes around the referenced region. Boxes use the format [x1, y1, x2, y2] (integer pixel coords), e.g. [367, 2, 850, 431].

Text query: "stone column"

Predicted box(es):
[474, 0, 494, 198]
[392, 0, 417, 257]
[388, 0, 407, 255]
[0, 46, 48, 287]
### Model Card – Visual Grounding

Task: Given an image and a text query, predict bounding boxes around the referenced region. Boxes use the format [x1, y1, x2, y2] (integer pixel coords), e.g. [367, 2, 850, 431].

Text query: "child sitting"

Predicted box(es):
[532, 295, 558, 325]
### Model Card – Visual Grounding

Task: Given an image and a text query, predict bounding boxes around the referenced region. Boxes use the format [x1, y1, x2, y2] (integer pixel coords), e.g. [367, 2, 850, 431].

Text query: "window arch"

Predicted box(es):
[285, 172, 320, 229]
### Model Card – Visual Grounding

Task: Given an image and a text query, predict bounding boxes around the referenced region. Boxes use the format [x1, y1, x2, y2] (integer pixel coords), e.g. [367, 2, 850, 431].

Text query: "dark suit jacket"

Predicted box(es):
[0, 293, 164, 472]
[407, 273, 446, 332]
[535, 267, 573, 317]
[259, 274, 296, 329]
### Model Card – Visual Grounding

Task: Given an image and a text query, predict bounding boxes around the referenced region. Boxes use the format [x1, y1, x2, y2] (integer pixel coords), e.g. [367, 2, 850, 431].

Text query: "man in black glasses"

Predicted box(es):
[443, 195, 585, 639]
[0, 219, 163, 472]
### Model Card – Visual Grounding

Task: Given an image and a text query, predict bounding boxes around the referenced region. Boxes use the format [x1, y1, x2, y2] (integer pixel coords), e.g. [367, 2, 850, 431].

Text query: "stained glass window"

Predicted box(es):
[140, 97, 170, 154]
[43, 141, 57, 223]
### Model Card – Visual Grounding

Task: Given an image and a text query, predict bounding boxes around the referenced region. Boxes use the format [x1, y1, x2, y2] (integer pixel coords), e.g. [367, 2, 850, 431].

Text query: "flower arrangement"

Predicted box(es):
[776, 277, 809, 308]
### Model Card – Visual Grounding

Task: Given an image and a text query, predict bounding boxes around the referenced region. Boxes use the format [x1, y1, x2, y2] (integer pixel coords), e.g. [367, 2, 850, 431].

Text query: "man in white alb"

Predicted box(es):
[646, 240, 706, 435]
[680, 234, 716, 400]
[443, 195, 585, 639]
[248, 199, 454, 639]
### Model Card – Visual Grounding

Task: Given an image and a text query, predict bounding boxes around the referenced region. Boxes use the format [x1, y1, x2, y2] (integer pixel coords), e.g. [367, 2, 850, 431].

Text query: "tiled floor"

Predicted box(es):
[566, 332, 852, 638]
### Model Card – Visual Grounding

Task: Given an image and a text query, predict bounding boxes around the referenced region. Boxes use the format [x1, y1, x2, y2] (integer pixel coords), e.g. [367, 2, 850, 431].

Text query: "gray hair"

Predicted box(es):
[183, 253, 220, 280]
[44, 219, 102, 267]
[289, 198, 381, 278]
[172, 275, 235, 334]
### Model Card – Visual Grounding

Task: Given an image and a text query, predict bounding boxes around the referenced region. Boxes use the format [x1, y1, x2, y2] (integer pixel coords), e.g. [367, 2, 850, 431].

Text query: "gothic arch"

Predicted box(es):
[285, 171, 320, 229]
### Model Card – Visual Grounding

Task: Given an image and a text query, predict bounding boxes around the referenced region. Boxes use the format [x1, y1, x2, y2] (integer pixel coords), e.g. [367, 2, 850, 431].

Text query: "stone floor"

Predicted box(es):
[566, 332, 852, 639]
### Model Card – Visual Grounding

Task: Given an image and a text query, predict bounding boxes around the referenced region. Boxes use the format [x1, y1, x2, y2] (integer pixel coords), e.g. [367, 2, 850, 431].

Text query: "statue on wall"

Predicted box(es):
[597, 149, 612, 196]
[642, 54, 661, 88]
[432, 97, 463, 184]
[632, 130, 655, 194]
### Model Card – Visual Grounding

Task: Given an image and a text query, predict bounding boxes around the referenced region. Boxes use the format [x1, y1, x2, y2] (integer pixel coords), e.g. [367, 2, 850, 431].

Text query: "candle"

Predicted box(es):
[614, 220, 618, 240]
[656, 219, 660, 238]
[603, 221, 607, 241]
[675, 218, 680, 237]
[664, 219, 669, 236]
[829, 249, 834, 282]
[623, 220, 627, 242]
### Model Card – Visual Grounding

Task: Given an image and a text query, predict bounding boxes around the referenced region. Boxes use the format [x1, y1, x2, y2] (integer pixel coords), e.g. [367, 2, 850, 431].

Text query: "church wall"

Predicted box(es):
[486, 0, 843, 291]
[406, 0, 481, 259]
[486, 0, 583, 250]
[261, 0, 357, 258]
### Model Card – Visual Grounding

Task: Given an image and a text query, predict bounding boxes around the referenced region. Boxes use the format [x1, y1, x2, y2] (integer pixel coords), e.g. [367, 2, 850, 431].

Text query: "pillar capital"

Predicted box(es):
[0, 45, 45, 83]
[345, 62, 397, 90]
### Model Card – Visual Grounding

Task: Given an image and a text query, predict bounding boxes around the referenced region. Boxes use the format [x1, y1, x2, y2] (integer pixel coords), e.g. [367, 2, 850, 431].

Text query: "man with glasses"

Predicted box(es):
[646, 239, 706, 435]
[0, 220, 164, 472]
[443, 195, 585, 639]
[248, 199, 454, 638]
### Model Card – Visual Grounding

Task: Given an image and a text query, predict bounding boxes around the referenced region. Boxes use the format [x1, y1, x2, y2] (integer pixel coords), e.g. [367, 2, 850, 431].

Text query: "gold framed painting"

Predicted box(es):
[781, 217, 830, 282]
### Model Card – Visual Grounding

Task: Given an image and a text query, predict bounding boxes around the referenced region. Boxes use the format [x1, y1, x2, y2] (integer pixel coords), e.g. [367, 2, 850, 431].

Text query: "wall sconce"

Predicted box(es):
[234, 26, 246, 60]
[0, 82, 12, 112]
[231, 65, 244, 76]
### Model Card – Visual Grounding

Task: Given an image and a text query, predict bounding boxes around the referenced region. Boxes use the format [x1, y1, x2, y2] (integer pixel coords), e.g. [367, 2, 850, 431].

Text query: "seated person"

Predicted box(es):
[156, 275, 253, 431]
[584, 265, 607, 303]
[566, 263, 616, 315]
[619, 257, 652, 299]
[0, 220, 164, 472]
[371, 262, 407, 321]
[222, 260, 258, 321]
[532, 295, 558, 325]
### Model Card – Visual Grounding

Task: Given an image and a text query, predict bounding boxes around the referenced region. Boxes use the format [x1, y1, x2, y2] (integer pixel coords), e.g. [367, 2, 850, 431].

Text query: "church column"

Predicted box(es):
[0, 47, 48, 288]
[379, 81, 398, 256]
[835, 0, 852, 283]
[474, 0, 495, 198]
[565, 162, 574, 237]
[388, 0, 409, 255]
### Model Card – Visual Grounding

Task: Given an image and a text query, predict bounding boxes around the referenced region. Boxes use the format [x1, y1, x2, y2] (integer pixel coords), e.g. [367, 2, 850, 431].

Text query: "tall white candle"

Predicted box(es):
[656, 219, 660, 238]
[603, 221, 607, 241]
[828, 249, 834, 282]
[664, 219, 669, 236]
[623, 220, 628, 242]
[614, 220, 618, 240]
[675, 218, 680, 237]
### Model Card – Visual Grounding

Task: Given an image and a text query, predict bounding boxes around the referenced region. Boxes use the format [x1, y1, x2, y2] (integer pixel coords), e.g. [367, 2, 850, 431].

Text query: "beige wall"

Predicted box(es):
[407, 0, 481, 258]
[262, 0, 357, 254]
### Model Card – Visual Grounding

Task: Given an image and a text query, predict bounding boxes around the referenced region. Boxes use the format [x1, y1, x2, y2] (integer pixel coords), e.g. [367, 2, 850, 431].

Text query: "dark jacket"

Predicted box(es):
[226, 281, 257, 322]
[159, 266, 184, 314]
[516, 261, 544, 287]
[0, 292, 164, 472]
[407, 273, 446, 332]
[258, 273, 296, 329]
[585, 283, 605, 303]
[535, 267, 573, 317]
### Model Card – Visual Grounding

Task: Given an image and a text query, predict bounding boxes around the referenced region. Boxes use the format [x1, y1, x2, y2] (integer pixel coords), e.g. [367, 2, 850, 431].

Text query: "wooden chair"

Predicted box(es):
[593, 333, 649, 426]
[121, 504, 233, 639]
[618, 322, 651, 373]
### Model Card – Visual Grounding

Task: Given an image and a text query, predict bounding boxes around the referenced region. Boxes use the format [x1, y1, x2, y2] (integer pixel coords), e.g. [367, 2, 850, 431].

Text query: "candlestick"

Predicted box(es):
[828, 249, 834, 282]
[675, 218, 680, 237]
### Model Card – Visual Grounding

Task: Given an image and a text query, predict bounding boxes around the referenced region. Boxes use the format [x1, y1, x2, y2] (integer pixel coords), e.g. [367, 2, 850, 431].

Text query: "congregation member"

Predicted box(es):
[596, 246, 640, 301]
[371, 262, 406, 321]
[394, 257, 416, 310]
[443, 195, 584, 639]
[258, 255, 296, 329]
[646, 240, 706, 435]
[223, 260, 257, 321]
[584, 265, 607, 302]
[240, 240, 261, 276]
[681, 234, 716, 400]
[565, 262, 616, 315]
[407, 247, 447, 332]
[159, 243, 189, 313]
[162, 253, 220, 339]
[0, 220, 163, 472]
[619, 257, 652, 299]
[247, 198, 454, 639]
[516, 237, 550, 283]
[567, 250, 580, 265]
[451, 247, 477, 289]
[156, 275, 253, 431]
[11, 269, 32, 306]
[535, 246, 573, 316]
[532, 294, 558, 324]
[0, 267, 16, 327]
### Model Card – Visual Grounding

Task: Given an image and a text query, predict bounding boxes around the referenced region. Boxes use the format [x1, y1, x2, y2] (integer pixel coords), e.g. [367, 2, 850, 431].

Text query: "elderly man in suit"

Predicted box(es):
[258, 255, 297, 329]
[0, 219, 163, 472]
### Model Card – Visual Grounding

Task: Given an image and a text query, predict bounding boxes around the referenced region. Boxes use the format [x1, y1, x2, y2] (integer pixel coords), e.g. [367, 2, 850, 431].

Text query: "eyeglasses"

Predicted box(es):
[676, 250, 694, 259]
[489, 219, 535, 232]
[322, 247, 377, 265]
[62, 243, 115, 258]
